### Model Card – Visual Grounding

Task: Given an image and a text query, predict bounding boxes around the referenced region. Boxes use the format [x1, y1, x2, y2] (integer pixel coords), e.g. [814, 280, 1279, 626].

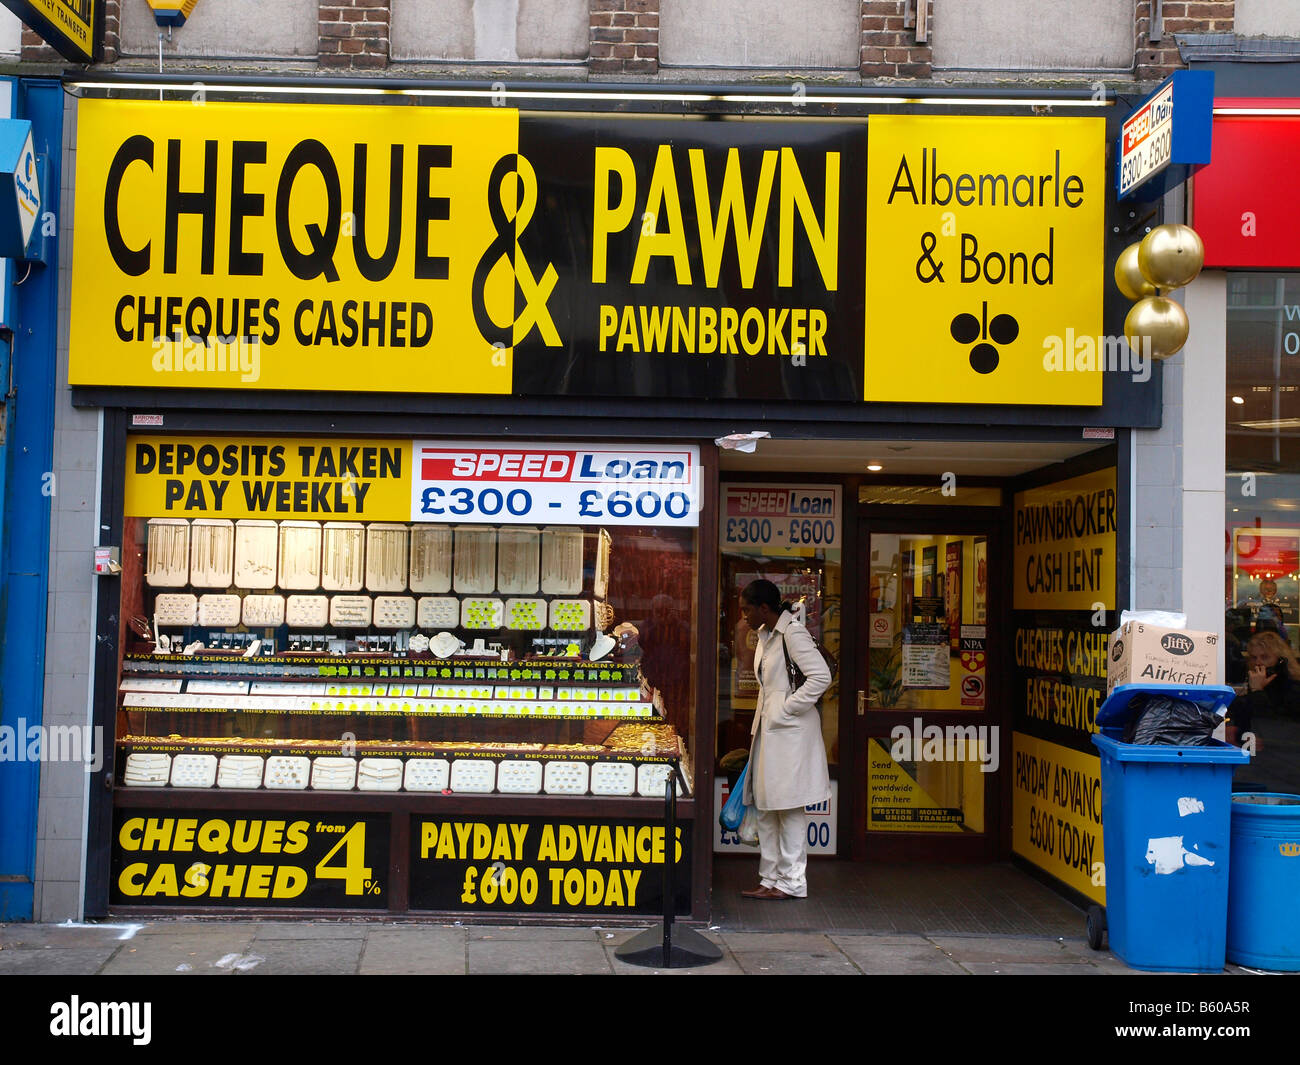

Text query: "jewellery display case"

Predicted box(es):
[116, 515, 695, 799]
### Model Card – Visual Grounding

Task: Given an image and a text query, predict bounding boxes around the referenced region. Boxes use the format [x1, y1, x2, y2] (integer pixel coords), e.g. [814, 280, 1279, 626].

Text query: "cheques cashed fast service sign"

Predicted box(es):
[865, 116, 1106, 405]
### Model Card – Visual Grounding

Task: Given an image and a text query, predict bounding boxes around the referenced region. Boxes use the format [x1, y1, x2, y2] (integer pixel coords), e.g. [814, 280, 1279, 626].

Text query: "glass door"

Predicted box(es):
[858, 521, 1002, 858]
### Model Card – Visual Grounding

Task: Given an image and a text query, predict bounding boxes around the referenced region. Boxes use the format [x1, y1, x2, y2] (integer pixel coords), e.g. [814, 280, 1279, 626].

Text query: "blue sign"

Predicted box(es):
[1116, 71, 1214, 201]
[0, 118, 40, 259]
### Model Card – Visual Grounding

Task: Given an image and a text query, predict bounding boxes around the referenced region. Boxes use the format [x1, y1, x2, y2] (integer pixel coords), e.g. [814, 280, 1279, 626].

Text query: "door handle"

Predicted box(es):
[857, 690, 865, 715]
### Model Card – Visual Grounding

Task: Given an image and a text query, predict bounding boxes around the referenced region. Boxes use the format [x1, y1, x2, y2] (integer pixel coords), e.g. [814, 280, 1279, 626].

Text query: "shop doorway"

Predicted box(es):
[854, 515, 1005, 860]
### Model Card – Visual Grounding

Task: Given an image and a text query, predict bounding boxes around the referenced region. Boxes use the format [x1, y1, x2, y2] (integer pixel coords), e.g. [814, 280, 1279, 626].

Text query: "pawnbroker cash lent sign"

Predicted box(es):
[70, 100, 1106, 405]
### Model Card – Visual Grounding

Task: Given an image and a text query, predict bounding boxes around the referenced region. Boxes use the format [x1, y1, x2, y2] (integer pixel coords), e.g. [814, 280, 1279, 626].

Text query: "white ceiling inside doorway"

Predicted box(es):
[717, 437, 1108, 476]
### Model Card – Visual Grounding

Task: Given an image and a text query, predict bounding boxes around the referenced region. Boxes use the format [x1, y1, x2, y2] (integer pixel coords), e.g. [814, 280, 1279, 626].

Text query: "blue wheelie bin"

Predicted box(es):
[1091, 684, 1251, 973]
[1227, 793, 1300, 971]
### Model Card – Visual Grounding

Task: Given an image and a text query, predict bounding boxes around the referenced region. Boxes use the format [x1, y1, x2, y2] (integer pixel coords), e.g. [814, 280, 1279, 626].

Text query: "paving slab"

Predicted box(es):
[468, 925, 606, 941]
[245, 937, 365, 975]
[133, 920, 261, 938]
[468, 937, 611, 975]
[927, 935, 1092, 965]
[0, 923, 135, 949]
[830, 934, 969, 975]
[0, 945, 123, 975]
[959, 961, 1114, 975]
[99, 931, 258, 975]
[359, 927, 466, 975]
[251, 921, 380, 940]
[734, 949, 862, 975]
[600, 928, 743, 975]
[719, 931, 842, 953]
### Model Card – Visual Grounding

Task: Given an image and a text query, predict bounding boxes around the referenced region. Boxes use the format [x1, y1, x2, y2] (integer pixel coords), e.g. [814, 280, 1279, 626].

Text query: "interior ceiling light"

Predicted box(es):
[867, 463, 884, 472]
[1232, 395, 1245, 404]
[1238, 419, 1300, 430]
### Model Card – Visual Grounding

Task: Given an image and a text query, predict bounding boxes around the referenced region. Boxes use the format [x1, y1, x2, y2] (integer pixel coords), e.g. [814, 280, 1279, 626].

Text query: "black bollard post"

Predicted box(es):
[613, 760, 722, 968]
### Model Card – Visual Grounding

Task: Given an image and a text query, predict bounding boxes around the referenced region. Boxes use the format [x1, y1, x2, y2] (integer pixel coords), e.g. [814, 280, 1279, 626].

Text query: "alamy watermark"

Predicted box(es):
[890, 717, 1000, 774]
[1042, 330, 1152, 383]
[50, 996, 151, 1045]
[151, 332, 261, 383]
[0, 721, 104, 772]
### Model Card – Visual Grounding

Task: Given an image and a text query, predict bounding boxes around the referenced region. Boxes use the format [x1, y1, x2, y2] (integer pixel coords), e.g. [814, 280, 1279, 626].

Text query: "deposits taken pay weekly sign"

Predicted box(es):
[70, 100, 1108, 407]
[123, 435, 700, 527]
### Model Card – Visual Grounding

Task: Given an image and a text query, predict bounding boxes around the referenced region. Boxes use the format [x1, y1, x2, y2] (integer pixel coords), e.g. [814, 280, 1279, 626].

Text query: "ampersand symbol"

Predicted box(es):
[472, 154, 561, 349]
[915, 231, 944, 283]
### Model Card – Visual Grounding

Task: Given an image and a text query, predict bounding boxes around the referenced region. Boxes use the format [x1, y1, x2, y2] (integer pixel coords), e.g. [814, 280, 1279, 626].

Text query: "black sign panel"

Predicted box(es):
[1, 0, 103, 63]
[110, 810, 390, 909]
[512, 116, 866, 401]
[410, 815, 691, 915]
[1013, 609, 1115, 755]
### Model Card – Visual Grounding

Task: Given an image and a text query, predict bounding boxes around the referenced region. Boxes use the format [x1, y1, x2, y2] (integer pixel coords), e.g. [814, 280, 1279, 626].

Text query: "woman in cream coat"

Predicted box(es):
[739, 579, 832, 900]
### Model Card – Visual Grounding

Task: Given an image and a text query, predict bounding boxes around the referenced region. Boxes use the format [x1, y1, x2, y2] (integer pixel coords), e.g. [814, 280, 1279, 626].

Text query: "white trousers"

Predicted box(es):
[756, 807, 809, 897]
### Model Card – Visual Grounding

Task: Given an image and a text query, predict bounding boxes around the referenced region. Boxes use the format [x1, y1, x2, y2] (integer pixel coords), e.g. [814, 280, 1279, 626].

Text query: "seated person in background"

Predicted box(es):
[1227, 630, 1300, 746]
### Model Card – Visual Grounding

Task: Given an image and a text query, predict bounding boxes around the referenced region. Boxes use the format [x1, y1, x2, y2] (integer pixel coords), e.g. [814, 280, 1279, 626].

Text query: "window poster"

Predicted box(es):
[945, 541, 963, 649]
[901, 622, 949, 690]
[973, 538, 988, 625]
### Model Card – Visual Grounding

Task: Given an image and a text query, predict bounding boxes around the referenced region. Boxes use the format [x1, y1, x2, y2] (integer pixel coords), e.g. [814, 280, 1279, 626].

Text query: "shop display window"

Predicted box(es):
[1225, 274, 1300, 795]
[716, 482, 842, 769]
[113, 438, 699, 801]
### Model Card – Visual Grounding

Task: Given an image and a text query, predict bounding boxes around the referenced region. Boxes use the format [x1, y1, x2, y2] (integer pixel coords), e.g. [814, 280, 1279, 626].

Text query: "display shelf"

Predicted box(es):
[121, 653, 645, 687]
[116, 733, 685, 798]
[120, 693, 659, 719]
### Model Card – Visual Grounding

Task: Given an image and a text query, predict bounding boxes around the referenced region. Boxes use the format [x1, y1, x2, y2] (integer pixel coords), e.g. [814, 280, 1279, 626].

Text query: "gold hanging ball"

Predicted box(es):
[1115, 242, 1157, 300]
[1125, 297, 1190, 361]
[1138, 223, 1205, 290]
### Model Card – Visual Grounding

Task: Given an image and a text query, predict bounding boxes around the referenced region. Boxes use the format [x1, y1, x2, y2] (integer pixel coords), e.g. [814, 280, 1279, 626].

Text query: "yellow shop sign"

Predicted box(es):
[124, 435, 413, 519]
[70, 100, 519, 395]
[865, 115, 1105, 405]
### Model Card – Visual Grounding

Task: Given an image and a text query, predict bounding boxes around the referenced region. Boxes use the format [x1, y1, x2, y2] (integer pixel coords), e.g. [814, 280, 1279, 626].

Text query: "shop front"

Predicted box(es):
[65, 82, 1156, 920]
[1193, 96, 1300, 798]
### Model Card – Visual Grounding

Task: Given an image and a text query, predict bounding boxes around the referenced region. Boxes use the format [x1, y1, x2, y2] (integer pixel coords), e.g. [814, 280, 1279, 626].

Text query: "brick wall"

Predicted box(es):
[319, 0, 389, 71]
[103, 0, 120, 63]
[861, 0, 931, 79]
[1136, 0, 1235, 81]
[591, 0, 659, 76]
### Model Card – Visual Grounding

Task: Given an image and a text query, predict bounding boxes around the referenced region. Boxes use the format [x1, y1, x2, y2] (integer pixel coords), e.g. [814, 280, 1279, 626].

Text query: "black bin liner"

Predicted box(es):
[1122, 694, 1221, 746]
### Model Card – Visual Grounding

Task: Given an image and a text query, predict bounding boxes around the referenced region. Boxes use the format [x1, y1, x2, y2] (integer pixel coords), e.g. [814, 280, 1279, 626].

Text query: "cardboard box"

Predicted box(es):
[1107, 622, 1219, 695]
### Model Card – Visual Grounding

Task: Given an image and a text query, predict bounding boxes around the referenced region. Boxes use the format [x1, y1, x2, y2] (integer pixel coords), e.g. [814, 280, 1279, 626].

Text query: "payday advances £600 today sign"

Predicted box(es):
[70, 100, 1103, 404]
